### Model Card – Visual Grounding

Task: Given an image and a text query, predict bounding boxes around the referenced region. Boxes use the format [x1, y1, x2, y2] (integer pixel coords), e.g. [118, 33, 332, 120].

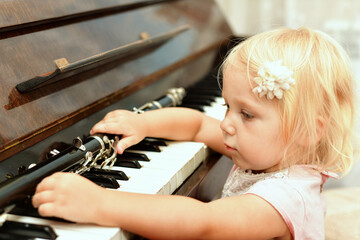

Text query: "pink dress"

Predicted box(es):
[221, 165, 337, 239]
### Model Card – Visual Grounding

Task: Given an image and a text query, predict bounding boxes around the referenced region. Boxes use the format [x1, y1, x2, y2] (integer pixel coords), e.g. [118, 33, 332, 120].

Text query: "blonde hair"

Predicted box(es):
[221, 27, 355, 175]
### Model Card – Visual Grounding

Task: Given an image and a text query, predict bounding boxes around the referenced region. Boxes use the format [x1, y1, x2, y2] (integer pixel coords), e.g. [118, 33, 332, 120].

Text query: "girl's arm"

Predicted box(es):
[90, 107, 228, 156]
[32, 172, 291, 239]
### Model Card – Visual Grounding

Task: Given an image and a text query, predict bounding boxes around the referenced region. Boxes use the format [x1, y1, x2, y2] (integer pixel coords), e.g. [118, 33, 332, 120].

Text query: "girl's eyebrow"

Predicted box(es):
[235, 97, 262, 111]
[222, 92, 261, 111]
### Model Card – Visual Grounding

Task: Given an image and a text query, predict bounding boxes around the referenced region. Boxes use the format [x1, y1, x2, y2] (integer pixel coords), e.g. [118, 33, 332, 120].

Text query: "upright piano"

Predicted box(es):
[0, 0, 233, 239]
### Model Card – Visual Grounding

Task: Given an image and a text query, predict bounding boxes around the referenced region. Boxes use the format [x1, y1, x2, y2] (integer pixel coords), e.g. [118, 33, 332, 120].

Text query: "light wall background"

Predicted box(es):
[215, 0, 359, 186]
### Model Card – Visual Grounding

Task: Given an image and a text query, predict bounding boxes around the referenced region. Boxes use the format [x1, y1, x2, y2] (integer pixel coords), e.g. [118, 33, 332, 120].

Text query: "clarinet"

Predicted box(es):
[0, 87, 185, 213]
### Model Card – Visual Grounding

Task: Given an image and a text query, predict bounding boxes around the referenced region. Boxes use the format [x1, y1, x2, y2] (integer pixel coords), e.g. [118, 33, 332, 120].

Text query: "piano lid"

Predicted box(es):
[0, 0, 231, 161]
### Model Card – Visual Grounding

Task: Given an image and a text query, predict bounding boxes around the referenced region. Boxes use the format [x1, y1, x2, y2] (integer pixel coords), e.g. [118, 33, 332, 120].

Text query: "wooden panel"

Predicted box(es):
[0, 0, 170, 32]
[0, 0, 231, 161]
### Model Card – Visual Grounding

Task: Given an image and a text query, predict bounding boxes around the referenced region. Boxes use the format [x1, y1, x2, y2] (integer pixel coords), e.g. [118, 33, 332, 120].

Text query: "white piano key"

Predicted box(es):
[107, 141, 208, 195]
[203, 97, 226, 121]
[194, 144, 209, 168]
[214, 97, 225, 105]
[109, 166, 177, 194]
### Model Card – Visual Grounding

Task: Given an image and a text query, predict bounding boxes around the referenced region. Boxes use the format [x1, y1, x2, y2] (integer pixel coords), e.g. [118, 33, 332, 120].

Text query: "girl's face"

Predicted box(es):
[220, 63, 285, 172]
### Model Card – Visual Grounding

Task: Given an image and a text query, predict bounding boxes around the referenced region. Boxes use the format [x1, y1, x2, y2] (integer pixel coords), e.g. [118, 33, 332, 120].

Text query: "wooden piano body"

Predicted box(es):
[0, 0, 232, 239]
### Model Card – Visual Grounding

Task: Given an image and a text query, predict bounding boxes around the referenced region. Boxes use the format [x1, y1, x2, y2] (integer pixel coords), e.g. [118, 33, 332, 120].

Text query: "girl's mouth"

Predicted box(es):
[224, 143, 236, 151]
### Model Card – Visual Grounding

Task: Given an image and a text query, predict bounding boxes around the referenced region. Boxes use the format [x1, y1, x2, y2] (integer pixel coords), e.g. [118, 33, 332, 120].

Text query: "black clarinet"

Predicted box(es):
[133, 88, 185, 113]
[0, 87, 185, 213]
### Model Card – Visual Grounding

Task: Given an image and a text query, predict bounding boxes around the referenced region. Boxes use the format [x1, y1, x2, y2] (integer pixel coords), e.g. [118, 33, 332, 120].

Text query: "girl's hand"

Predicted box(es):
[90, 110, 147, 154]
[32, 172, 105, 224]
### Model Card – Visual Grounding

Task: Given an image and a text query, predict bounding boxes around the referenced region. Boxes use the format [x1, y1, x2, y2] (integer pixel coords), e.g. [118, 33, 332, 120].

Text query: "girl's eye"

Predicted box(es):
[241, 110, 254, 119]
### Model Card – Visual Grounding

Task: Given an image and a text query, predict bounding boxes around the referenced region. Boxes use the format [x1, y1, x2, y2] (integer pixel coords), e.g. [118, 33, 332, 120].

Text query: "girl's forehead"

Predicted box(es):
[223, 63, 254, 87]
[222, 63, 280, 107]
[223, 61, 255, 78]
[223, 64, 254, 96]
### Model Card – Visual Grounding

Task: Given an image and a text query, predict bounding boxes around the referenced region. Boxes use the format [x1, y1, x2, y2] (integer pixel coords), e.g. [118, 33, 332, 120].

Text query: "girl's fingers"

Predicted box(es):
[117, 136, 141, 154]
[32, 190, 55, 208]
[91, 121, 127, 135]
[90, 121, 108, 135]
[35, 174, 57, 193]
[37, 202, 59, 218]
[90, 110, 138, 135]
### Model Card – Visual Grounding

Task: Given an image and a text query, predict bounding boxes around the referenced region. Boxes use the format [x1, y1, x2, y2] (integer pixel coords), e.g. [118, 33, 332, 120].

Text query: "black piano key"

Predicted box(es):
[195, 82, 220, 90]
[186, 88, 222, 97]
[120, 152, 150, 162]
[191, 81, 219, 89]
[82, 174, 120, 189]
[127, 141, 161, 152]
[142, 137, 167, 146]
[0, 220, 57, 240]
[183, 94, 217, 102]
[9, 198, 72, 223]
[181, 98, 214, 106]
[193, 72, 220, 86]
[180, 104, 205, 112]
[88, 168, 129, 180]
[10, 205, 43, 220]
[10, 207, 70, 223]
[113, 159, 142, 169]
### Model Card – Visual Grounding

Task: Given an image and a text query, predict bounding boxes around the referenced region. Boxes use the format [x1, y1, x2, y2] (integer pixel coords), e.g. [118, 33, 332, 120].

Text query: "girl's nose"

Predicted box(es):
[220, 116, 236, 136]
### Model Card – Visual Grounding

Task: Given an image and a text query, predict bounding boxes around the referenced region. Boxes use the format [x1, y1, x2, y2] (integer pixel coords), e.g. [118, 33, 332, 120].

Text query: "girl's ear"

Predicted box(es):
[298, 116, 326, 146]
[315, 116, 326, 143]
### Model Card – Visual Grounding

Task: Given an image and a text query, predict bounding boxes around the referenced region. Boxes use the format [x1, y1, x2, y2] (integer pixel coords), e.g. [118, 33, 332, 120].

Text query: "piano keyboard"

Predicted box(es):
[108, 141, 208, 195]
[3, 76, 226, 240]
[5, 141, 209, 240]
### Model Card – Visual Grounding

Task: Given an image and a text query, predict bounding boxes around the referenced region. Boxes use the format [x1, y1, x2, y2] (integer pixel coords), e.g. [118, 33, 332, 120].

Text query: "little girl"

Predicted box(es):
[32, 27, 355, 239]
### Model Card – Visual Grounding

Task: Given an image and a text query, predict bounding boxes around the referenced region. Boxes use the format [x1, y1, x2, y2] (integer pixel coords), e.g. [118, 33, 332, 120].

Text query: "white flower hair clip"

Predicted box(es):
[252, 60, 295, 100]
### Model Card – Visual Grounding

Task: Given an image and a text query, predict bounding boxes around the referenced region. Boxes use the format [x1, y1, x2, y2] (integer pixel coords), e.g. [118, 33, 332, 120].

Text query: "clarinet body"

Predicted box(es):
[0, 137, 103, 210]
[133, 88, 185, 113]
[0, 87, 185, 213]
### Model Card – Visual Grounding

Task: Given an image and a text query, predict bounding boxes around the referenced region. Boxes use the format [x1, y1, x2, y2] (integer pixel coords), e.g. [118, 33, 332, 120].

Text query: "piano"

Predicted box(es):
[0, 0, 232, 239]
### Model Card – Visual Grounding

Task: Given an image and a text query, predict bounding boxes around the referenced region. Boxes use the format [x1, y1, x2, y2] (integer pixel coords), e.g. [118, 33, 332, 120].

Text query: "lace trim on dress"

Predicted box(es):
[221, 167, 289, 198]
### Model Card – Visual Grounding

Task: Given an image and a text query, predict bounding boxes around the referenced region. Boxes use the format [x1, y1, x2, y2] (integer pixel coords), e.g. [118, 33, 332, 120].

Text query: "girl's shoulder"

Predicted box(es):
[222, 165, 337, 198]
[246, 165, 330, 239]
[286, 165, 339, 185]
